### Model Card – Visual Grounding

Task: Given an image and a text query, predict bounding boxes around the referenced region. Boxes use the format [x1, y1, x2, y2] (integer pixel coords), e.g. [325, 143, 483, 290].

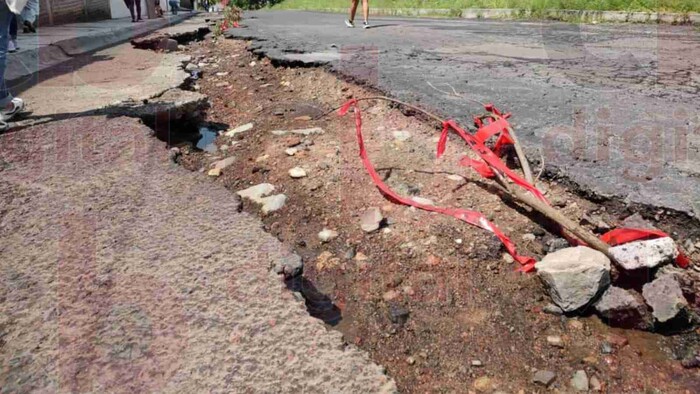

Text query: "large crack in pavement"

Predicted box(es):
[225, 10, 700, 220]
[0, 15, 397, 393]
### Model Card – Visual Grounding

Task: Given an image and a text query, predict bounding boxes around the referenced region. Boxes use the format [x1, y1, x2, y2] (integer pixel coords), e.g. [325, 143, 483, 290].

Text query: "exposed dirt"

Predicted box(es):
[176, 37, 700, 393]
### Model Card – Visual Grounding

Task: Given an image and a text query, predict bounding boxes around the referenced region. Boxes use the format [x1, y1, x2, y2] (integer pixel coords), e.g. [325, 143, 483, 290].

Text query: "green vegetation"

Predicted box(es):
[271, 0, 700, 13]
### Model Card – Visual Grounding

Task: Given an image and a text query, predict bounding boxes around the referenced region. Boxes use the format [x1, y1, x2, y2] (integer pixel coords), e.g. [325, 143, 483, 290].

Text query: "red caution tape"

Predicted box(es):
[459, 156, 495, 178]
[600, 228, 690, 268]
[340, 99, 690, 273]
[340, 99, 537, 272]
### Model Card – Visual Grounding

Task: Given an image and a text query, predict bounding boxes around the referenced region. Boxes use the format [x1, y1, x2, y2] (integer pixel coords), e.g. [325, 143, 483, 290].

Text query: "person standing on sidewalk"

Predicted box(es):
[8, 14, 16, 52]
[0, 0, 27, 131]
[123, 0, 143, 22]
[20, 0, 37, 32]
[345, 0, 370, 29]
[169, 0, 179, 15]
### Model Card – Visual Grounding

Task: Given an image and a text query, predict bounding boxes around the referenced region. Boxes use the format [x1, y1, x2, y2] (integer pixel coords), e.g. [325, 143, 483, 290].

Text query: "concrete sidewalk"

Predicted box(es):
[7, 12, 197, 81]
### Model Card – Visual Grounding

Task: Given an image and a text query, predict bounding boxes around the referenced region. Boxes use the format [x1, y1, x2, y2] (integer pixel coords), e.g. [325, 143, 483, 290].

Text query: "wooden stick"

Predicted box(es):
[506, 125, 535, 185]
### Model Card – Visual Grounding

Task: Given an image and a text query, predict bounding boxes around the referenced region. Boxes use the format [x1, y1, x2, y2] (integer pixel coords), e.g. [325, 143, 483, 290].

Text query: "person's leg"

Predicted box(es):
[124, 0, 136, 21]
[347, 0, 358, 26]
[362, 0, 369, 23]
[20, 0, 39, 25]
[8, 14, 16, 52]
[0, 3, 16, 109]
[135, 0, 142, 20]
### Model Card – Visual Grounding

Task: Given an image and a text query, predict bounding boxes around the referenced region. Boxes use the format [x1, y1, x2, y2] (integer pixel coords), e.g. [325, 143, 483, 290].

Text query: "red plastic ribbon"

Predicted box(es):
[459, 156, 495, 178]
[341, 99, 537, 272]
[600, 228, 689, 268]
[341, 99, 690, 272]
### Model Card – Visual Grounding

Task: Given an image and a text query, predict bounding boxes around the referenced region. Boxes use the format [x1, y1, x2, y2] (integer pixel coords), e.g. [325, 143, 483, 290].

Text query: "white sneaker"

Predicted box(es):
[1, 98, 25, 121]
[345, 19, 354, 28]
[8, 39, 17, 53]
[363, 21, 370, 29]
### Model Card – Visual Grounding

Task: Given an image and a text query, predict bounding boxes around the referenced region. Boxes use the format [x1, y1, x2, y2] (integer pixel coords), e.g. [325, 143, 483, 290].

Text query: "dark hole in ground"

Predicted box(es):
[143, 116, 228, 151]
[131, 26, 212, 51]
[285, 275, 342, 326]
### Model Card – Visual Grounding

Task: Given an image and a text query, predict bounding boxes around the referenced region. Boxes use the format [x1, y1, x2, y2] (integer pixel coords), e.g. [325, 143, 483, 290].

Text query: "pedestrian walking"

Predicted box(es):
[0, 0, 28, 131]
[345, 0, 370, 29]
[124, 0, 143, 22]
[155, 0, 164, 17]
[19, 0, 36, 32]
[169, 0, 179, 15]
[8, 14, 17, 52]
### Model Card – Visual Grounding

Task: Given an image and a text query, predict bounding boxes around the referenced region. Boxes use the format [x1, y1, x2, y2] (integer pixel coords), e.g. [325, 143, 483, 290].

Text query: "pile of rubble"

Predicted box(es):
[536, 218, 699, 333]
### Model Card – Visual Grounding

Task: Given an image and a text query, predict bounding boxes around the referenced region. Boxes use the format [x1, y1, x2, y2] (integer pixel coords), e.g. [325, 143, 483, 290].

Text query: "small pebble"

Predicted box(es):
[289, 167, 307, 178]
[547, 335, 564, 348]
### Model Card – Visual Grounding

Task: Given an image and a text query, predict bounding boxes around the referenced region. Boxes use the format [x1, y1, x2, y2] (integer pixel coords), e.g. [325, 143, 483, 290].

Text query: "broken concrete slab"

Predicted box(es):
[642, 274, 689, 324]
[105, 88, 209, 122]
[535, 246, 611, 312]
[21, 43, 193, 118]
[609, 237, 678, 271]
[594, 286, 652, 330]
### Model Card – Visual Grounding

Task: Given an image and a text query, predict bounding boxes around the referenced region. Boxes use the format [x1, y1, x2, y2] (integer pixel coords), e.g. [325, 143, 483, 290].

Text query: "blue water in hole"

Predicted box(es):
[196, 124, 219, 152]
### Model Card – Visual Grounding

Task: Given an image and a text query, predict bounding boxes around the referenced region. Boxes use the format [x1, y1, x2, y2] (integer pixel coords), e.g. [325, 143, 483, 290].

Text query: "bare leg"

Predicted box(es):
[362, 0, 369, 23]
[349, 0, 359, 22]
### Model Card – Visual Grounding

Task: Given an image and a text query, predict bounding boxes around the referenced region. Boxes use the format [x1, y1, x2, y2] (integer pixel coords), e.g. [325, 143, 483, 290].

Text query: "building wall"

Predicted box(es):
[38, 0, 112, 26]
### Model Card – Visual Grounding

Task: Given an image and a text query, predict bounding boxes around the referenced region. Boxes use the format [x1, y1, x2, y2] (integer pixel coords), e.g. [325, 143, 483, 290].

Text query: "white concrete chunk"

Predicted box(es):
[609, 237, 678, 271]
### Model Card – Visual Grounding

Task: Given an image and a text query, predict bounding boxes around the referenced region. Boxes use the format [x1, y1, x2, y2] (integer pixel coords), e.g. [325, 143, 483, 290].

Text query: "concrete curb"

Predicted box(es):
[305, 7, 699, 24]
[7, 13, 198, 82]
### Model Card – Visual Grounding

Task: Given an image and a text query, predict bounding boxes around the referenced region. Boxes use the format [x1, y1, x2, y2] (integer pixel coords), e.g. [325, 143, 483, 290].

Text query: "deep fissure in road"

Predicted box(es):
[163, 32, 700, 391]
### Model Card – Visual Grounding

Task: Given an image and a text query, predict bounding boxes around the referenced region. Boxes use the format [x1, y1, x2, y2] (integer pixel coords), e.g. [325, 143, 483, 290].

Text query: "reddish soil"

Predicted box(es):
[177, 37, 700, 393]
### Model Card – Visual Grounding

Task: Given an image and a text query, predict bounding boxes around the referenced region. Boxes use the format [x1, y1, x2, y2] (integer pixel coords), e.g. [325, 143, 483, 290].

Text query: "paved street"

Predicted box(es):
[0, 15, 395, 393]
[228, 11, 700, 216]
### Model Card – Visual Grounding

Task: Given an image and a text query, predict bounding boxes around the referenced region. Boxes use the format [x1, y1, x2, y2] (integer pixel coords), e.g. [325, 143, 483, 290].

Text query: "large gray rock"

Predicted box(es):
[642, 274, 689, 323]
[535, 246, 611, 312]
[594, 286, 652, 329]
[609, 237, 678, 271]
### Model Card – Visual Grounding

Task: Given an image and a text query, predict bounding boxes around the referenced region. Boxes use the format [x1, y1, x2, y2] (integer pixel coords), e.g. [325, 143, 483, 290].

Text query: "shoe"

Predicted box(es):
[345, 19, 354, 28]
[0, 120, 8, 133]
[1, 98, 25, 121]
[23, 20, 36, 33]
[8, 40, 17, 53]
[363, 21, 370, 29]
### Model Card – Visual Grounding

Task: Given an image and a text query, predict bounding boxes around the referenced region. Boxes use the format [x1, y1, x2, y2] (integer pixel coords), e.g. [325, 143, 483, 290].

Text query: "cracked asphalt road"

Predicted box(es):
[227, 11, 700, 217]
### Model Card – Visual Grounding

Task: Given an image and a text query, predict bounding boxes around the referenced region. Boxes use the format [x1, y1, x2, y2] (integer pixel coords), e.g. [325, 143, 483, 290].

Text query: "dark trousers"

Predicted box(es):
[9, 15, 16, 39]
[124, 0, 142, 21]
